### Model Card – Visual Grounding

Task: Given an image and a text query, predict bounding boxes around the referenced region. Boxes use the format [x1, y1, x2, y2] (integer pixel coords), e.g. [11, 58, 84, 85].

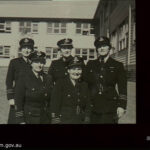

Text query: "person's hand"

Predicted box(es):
[51, 117, 61, 124]
[9, 99, 15, 105]
[20, 122, 26, 124]
[117, 107, 126, 118]
[84, 116, 90, 124]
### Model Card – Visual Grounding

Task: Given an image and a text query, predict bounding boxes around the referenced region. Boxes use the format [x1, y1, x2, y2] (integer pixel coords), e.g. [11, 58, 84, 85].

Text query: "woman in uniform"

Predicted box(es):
[50, 56, 91, 124]
[6, 38, 34, 124]
[15, 51, 53, 124]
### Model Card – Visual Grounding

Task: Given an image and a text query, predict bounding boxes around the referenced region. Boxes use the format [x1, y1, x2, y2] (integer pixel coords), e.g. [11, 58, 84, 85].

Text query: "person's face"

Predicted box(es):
[97, 45, 110, 56]
[68, 66, 82, 80]
[61, 48, 72, 58]
[31, 61, 44, 73]
[21, 46, 32, 57]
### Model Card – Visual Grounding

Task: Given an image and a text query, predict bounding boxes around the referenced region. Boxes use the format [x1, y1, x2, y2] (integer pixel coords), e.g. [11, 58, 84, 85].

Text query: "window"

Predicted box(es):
[47, 22, 67, 34]
[0, 46, 10, 58]
[45, 47, 59, 60]
[89, 49, 95, 59]
[19, 21, 38, 34]
[32, 23, 38, 33]
[75, 48, 96, 60]
[0, 21, 11, 33]
[118, 20, 129, 51]
[76, 23, 94, 35]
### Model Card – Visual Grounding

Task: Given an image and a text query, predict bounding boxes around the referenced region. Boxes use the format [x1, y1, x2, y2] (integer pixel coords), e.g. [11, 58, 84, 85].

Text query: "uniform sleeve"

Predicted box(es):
[117, 63, 127, 109]
[6, 60, 15, 100]
[50, 80, 63, 117]
[84, 84, 92, 117]
[15, 76, 26, 123]
[48, 61, 55, 84]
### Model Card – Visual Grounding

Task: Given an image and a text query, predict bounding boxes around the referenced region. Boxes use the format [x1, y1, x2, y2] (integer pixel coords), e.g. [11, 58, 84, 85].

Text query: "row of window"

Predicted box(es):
[111, 19, 129, 53]
[46, 47, 96, 60]
[0, 46, 96, 61]
[0, 21, 95, 35]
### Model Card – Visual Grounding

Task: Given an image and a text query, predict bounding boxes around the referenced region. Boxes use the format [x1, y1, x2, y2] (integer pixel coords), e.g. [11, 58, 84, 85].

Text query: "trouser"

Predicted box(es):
[91, 111, 118, 124]
[7, 105, 16, 124]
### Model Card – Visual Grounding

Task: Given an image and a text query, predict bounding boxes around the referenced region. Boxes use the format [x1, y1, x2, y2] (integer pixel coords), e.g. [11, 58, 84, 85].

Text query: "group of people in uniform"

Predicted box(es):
[6, 36, 127, 124]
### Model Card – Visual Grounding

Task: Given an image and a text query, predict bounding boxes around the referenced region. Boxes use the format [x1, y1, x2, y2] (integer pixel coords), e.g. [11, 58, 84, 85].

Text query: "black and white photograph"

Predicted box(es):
[0, 0, 136, 125]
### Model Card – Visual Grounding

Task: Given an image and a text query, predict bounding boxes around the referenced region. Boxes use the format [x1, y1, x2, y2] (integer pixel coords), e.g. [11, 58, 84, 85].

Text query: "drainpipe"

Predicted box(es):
[127, 4, 131, 65]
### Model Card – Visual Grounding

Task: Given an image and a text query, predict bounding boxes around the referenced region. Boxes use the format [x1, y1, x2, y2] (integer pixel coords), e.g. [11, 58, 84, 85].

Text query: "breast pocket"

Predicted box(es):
[107, 67, 117, 79]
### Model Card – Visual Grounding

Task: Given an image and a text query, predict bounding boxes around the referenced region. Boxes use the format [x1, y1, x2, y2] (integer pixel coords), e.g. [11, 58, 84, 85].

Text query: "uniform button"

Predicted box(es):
[99, 92, 102, 95]
[101, 68, 104, 71]
[45, 93, 47, 97]
[100, 75, 103, 78]
[68, 94, 71, 97]
[32, 88, 35, 91]
[77, 99, 80, 102]
[77, 92, 80, 96]
[65, 73, 68, 75]
[28, 112, 31, 115]
[65, 67, 68, 69]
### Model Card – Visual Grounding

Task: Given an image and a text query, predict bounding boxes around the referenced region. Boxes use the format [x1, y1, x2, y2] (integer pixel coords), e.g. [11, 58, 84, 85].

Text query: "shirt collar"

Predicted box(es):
[22, 57, 28, 63]
[32, 70, 39, 78]
[99, 54, 110, 63]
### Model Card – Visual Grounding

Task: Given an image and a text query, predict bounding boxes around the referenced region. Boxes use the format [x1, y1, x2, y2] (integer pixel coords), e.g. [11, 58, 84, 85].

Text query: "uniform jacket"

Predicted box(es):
[15, 70, 53, 124]
[50, 77, 91, 124]
[6, 57, 31, 100]
[48, 56, 73, 84]
[83, 57, 127, 113]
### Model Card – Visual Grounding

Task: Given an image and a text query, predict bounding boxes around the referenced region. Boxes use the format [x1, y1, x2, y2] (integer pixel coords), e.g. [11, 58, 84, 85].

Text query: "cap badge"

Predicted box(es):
[99, 37, 104, 42]
[24, 38, 29, 43]
[37, 51, 41, 56]
[74, 57, 79, 63]
[65, 39, 69, 43]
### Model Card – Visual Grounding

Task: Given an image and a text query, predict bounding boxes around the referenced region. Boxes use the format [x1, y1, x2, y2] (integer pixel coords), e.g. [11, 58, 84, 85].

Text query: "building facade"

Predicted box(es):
[0, 1, 98, 66]
[94, 0, 136, 81]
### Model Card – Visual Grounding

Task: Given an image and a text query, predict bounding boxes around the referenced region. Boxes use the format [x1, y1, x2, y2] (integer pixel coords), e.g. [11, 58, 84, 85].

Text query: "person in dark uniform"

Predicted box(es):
[83, 36, 127, 124]
[6, 38, 34, 124]
[15, 51, 53, 124]
[48, 38, 74, 85]
[50, 56, 91, 124]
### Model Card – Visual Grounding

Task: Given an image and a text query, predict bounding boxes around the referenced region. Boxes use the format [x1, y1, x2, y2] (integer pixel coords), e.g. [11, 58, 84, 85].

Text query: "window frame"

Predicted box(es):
[0, 46, 10, 58]
[76, 23, 94, 36]
[75, 48, 96, 60]
[45, 47, 59, 60]
[0, 21, 11, 33]
[47, 22, 67, 34]
[19, 21, 39, 34]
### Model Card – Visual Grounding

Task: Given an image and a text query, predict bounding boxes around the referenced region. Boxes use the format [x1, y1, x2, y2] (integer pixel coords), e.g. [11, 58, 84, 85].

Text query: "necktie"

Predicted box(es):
[101, 57, 104, 67]
[37, 74, 43, 83]
[27, 59, 30, 65]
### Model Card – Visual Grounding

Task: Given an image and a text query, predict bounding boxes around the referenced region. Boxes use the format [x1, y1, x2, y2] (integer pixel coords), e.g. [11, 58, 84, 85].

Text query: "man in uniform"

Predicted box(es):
[50, 56, 91, 124]
[15, 51, 53, 124]
[6, 38, 34, 124]
[83, 36, 127, 124]
[48, 38, 74, 84]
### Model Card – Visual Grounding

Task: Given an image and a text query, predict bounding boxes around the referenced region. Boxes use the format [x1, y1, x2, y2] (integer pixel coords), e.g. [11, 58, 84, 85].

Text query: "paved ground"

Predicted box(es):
[0, 67, 136, 124]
